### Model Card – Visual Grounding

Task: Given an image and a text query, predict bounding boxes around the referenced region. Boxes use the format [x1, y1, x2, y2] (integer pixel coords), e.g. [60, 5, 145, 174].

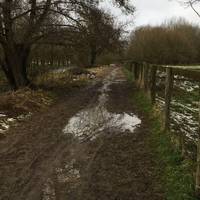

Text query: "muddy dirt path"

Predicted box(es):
[0, 67, 163, 200]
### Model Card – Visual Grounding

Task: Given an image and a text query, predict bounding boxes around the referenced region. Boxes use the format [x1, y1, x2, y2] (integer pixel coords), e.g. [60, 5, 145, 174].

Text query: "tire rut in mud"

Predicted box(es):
[0, 68, 163, 200]
[0, 83, 101, 200]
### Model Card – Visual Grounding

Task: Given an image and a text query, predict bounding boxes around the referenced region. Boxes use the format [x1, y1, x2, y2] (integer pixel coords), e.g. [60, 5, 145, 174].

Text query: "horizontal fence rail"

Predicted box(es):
[124, 61, 200, 195]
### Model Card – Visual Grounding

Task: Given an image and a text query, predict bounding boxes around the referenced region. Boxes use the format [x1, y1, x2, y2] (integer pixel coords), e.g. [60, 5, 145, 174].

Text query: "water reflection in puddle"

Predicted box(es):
[63, 69, 141, 141]
[43, 69, 142, 199]
[63, 106, 141, 141]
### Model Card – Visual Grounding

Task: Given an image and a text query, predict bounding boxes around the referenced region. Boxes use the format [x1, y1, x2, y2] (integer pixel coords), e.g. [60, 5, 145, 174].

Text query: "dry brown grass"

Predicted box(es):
[0, 66, 109, 116]
[34, 69, 92, 90]
[88, 65, 110, 78]
[34, 70, 73, 87]
[0, 88, 53, 115]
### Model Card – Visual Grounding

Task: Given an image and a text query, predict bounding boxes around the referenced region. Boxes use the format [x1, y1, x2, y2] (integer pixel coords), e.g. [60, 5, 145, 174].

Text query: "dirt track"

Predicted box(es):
[0, 67, 163, 200]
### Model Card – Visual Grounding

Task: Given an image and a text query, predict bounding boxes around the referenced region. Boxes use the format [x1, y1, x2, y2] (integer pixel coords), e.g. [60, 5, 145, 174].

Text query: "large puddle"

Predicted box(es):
[42, 69, 142, 199]
[63, 69, 141, 141]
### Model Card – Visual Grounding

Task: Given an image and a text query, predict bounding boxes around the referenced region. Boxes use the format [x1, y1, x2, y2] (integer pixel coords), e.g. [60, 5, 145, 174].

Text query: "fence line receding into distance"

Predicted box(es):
[125, 61, 200, 195]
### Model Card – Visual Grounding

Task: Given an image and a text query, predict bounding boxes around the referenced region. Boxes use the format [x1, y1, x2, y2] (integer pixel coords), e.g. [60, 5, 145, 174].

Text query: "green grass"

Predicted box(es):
[134, 91, 197, 200]
[122, 67, 135, 83]
[124, 68, 197, 200]
[172, 87, 199, 105]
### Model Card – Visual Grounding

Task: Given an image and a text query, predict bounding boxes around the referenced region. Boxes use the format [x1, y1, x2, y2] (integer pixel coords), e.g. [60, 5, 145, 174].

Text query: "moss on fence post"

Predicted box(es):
[138, 63, 143, 88]
[149, 65, 157, 105]
[164, 67, 174, 132]
[143, 63, 149, 90]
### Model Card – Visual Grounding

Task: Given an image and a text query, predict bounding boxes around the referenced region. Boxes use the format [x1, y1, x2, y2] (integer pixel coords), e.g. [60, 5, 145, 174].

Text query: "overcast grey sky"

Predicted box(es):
[100, 0, 200, 31]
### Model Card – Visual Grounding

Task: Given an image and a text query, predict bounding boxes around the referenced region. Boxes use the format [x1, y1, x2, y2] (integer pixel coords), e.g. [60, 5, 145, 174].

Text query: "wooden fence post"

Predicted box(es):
[134, 62, 139, 81]
[131, 62, 135, 80]
[136, 63, 143, 87]
[150, 65, 157, 104]
[196, 83, 200, 196]
[140, 62, 146, 89]
[129, 62, 133, 72]
[139, 63, 143, 87]
[143, 63, 149, 90]
[164, 67, 173, 131]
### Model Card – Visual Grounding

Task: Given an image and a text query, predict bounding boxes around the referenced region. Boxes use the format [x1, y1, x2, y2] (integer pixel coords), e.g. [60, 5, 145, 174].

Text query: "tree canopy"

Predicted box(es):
[0, 0, 134, 89]
[127, 19, 200, 65]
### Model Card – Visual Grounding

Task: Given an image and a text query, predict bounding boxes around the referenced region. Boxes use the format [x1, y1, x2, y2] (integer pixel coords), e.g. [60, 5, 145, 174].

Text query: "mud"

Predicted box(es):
[0, 67, 163, 200]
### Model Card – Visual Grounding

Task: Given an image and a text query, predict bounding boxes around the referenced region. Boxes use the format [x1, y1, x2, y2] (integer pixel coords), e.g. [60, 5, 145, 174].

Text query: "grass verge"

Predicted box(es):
[124, 68, 197, 200]
[122, 67, 134, 83]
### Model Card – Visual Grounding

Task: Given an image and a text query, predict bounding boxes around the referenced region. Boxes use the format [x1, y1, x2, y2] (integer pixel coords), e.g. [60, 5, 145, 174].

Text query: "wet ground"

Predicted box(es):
[0, 67, 163, 200]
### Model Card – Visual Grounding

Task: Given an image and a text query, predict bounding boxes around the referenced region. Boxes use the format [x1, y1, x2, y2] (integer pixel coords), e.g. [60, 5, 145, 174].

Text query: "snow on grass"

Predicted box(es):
[156, 71, 199, 144]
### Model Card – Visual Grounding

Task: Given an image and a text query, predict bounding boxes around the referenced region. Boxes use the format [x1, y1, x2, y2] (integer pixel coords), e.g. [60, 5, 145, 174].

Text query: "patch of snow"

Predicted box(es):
[156, 91, 199, 143]
[7, 118, 16, 122]
[42, 178, 56, 200]
[55, 159, 80, 184]
[0, 113, 6, 117]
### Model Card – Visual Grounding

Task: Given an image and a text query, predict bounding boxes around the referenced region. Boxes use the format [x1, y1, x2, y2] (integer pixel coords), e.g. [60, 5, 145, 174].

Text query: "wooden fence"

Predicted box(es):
[125, 61, 200, 195]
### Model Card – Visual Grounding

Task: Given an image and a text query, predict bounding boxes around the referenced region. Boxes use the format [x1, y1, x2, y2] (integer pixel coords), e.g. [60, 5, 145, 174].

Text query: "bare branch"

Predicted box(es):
[189, 0, 200, 18]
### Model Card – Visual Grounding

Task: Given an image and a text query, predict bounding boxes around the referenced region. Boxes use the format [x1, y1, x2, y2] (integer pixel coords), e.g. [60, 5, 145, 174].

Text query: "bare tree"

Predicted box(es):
[0, 0, 134, 89]
[127, 19, 199, 65]
[0, 0, 75, 89]
[74, 7, 123, 66]
[181, 0, 200, 18]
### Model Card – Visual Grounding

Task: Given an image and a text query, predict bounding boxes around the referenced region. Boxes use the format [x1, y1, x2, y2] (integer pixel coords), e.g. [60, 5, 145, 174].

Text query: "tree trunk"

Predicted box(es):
[1, 62, 16, 89]
[36, 59, 39, 66]
[90, 50, 97, 67]
[50, 58, 54, 66]
[2, 44, 31, 89]
[58, 60, 61, 67]
[41, 59, 45, 66]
